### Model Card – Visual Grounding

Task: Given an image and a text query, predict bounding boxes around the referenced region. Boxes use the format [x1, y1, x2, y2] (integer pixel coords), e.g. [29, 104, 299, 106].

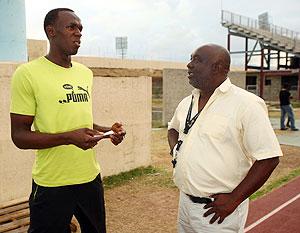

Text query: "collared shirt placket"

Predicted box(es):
[181, 89, 223, 189]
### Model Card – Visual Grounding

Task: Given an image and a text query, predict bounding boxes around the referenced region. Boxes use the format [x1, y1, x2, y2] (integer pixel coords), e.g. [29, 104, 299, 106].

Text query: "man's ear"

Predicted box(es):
[46, 25, 55, 38]
[224, 67, 229, 76]
[212, 61, 228, 75]
[211, 62, 222, 74]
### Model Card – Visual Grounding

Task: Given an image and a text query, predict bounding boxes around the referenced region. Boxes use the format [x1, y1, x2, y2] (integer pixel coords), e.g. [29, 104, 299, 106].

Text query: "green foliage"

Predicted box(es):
[103, 165, 300, 201]
[291, 101, 300, 108]
[152, 120, 166, 128]
[142, 167, 177, 188]
[103, 166, 159, 189]
[250, 168, 300, 200]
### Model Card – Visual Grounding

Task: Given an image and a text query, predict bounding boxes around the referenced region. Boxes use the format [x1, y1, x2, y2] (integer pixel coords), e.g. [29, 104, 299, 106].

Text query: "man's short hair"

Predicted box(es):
[44, 8, 74, 38]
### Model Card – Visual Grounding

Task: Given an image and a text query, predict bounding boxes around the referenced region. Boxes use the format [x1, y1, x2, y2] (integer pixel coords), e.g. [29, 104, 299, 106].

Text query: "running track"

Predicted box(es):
[245, 176, 300, 232]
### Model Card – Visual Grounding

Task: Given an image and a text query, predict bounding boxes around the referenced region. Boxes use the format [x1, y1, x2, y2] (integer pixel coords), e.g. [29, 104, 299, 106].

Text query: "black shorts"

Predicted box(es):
[28, 174, 106, 233]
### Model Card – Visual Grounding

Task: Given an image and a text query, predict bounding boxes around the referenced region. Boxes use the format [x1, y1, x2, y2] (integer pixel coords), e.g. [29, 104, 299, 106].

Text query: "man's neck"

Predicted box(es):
[200, 75, 227, 99]
[198, 76, 227, 108]
[200, 90, 215, 100]
[45, 51, 72, 68]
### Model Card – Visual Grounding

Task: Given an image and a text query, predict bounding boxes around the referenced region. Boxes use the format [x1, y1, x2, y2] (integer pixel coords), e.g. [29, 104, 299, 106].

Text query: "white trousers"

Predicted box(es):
[178, 191, 249, 233]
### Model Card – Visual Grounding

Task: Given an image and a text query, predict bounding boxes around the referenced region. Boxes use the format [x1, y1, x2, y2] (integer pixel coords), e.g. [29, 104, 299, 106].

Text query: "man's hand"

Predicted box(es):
[202, 157, 279, 224]
[68, 128, 103, 150]
[203, 193, 239, 224]
[110, 122, 126, 145]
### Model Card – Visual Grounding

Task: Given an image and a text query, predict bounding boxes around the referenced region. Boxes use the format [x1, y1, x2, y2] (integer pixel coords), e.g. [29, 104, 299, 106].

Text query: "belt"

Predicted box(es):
[186, 194, 213, 204]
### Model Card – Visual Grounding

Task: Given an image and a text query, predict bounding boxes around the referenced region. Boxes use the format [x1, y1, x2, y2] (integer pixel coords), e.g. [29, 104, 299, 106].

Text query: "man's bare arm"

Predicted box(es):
[11, 113, 100, 150]
[231, 157, 279, 203]
[168, 128, 179, 152]
[203, 157, 279, 224]
[93, 124, 111, 133]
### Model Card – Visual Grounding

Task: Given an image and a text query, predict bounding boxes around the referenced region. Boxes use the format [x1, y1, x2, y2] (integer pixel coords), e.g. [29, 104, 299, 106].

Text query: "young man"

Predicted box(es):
[10, 8, 125, 233]
[168, 44, 282, 232]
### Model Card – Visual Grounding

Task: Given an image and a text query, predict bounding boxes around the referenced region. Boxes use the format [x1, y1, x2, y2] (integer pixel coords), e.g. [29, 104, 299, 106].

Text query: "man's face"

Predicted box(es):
[187, 47, 215, 90]
[51, 11, 82, 55]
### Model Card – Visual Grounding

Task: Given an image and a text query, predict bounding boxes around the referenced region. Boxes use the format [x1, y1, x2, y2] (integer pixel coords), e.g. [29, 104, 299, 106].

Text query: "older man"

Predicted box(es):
[168, 44, 282, 232]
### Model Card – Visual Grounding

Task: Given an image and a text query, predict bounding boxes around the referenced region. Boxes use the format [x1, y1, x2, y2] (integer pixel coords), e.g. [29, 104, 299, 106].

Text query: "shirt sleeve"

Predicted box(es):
[241, 99, 283, 160]
[10, 65, 36, 116]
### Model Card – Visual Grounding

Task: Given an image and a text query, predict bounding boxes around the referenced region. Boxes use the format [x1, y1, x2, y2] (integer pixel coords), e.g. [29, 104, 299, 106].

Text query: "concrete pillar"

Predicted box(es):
[0, 0, 27, 62]
[259, 47, 265, 98]
[227, 34, 230, 52]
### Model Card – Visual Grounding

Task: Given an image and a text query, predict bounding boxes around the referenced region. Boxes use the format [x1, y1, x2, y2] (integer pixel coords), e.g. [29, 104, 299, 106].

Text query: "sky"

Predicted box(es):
[25, 0, 300, 65]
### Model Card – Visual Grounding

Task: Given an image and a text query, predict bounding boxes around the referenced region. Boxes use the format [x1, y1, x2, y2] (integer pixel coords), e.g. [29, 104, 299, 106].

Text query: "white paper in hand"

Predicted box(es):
[103, 130, 114, 136]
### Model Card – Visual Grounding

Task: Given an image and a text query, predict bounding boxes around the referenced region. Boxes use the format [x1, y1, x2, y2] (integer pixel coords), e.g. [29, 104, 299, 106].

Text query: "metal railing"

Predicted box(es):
[221, 10, 300, 46]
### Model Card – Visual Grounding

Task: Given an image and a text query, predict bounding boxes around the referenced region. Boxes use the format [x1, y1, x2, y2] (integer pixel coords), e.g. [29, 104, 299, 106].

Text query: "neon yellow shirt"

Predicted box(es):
[10, 57, 100, 187]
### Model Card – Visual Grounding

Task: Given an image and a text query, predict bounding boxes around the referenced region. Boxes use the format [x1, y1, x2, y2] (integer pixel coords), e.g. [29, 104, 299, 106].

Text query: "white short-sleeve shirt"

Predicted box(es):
[168, 78, 282, 197]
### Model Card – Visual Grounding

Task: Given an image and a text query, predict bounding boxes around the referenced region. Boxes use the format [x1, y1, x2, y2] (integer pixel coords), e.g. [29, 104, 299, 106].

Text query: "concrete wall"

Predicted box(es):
[163, 68, 246, 125]
[228, 71, 246, 89]
[92, 75, 152, 176]
[163, 69, 193, 126]
[73, 56, 187, 70]
[0, 63, 151, 203]
[27, 39, 47, 61]
[264, 76, 281, 101]
[0, 63, 35, 203]
[247, 74, 299, 101]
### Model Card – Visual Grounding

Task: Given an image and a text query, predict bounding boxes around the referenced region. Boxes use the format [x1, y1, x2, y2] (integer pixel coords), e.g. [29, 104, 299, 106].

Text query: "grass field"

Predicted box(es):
[269, 106, 300, 118]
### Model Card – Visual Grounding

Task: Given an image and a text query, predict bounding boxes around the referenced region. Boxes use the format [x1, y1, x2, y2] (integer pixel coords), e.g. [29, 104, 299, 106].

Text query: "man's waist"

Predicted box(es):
[185, 193, 213, 204]
[32, 170, 100, 187]
[174, 172, 236, 197]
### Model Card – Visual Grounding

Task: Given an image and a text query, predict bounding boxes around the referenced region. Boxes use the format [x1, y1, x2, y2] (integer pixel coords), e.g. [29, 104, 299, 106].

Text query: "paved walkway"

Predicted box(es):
[270, 118, 300, 147]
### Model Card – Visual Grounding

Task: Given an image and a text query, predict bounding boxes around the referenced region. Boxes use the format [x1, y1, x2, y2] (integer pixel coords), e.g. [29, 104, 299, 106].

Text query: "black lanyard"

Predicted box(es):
[183, 95, 200, 134]
[172, 95, 200, 168]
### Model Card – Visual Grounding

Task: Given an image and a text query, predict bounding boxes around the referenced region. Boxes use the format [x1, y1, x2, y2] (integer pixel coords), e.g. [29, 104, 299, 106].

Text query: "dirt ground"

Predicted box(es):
[104, 129, 300, 233]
